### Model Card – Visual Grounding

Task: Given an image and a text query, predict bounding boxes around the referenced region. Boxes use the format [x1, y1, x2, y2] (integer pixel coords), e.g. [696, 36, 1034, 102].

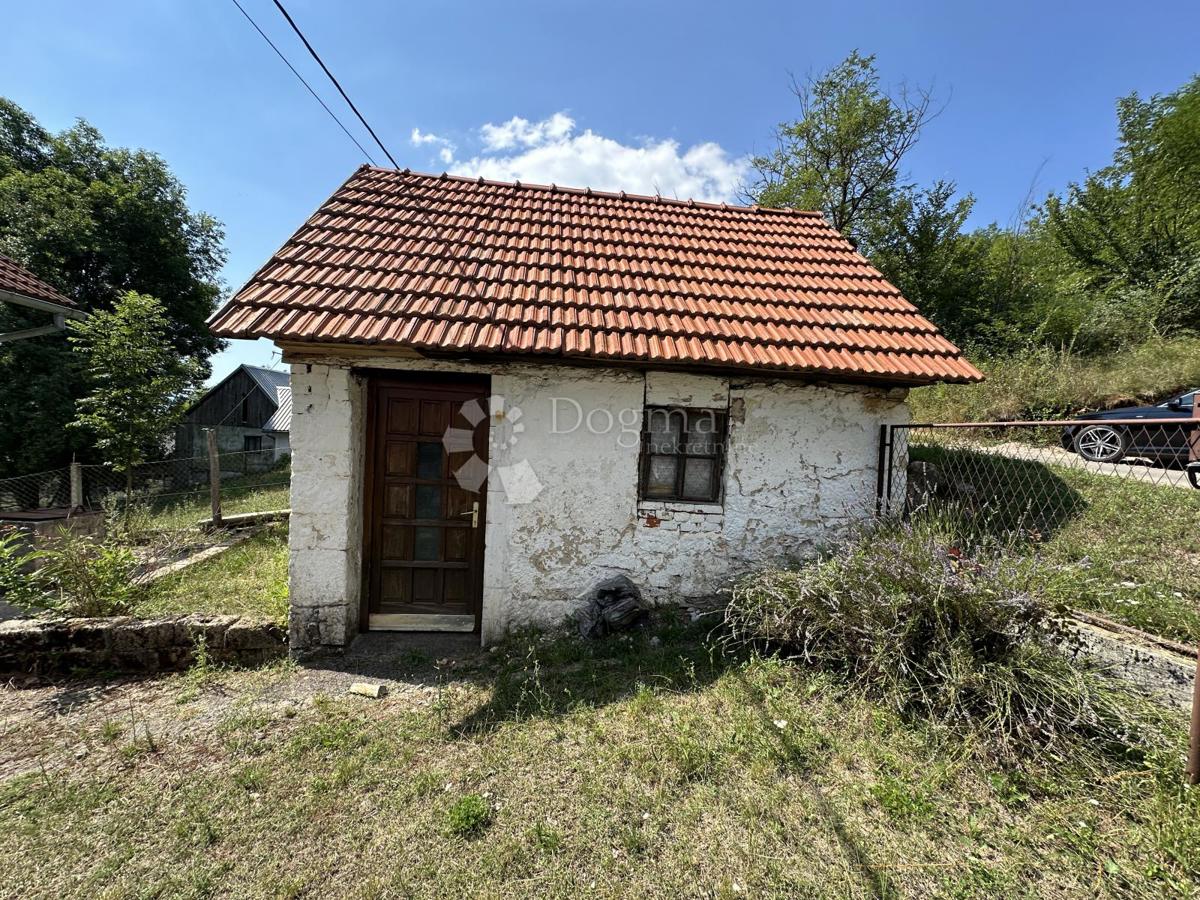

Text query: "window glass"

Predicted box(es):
[413, 526, 440, 561]
[416, 441, 443, 479]
[639, 406, 727, 503]
[415, 484, 441, 519]
[646, 409, 683, 453]
[645, 455, 679, 498]
[682, 457, 715, 499]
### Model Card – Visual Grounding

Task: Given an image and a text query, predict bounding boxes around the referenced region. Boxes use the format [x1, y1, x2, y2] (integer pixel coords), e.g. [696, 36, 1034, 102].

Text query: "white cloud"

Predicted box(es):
[437, 112, 749, 204]
[409, 128, 456, 167]
[479, 112, 576, 151]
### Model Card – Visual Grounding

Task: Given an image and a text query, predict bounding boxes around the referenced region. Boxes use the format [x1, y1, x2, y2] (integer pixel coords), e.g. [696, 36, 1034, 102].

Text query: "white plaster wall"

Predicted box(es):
[283, 354, 907, 647]
[286, 363, 365, 650]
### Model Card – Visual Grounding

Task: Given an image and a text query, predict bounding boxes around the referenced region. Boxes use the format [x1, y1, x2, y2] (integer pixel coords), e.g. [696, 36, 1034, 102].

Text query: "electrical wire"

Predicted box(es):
[228, 0, 376, 165]
[270, 0, 400, 168]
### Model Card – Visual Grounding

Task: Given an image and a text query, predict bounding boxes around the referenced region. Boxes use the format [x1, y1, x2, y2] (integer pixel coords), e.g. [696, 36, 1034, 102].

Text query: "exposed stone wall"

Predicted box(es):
[285, 356, 908, 647]
[0, 615, 286, 674]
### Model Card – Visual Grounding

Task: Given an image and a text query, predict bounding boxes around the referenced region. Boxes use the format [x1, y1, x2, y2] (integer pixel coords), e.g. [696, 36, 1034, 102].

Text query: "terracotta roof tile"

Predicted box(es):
[210, 167, 983, 385]
[0, 254, 74, 308]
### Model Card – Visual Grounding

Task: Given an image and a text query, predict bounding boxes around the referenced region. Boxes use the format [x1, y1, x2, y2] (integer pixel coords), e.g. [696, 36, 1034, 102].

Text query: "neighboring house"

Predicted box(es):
[175, 364, 291, 465]
[210, 166, 982, 650]
[0, 253, 84, 343]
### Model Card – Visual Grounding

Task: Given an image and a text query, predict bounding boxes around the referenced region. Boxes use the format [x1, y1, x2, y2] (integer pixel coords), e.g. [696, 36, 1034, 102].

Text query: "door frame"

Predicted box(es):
[359, 370, 492, 634]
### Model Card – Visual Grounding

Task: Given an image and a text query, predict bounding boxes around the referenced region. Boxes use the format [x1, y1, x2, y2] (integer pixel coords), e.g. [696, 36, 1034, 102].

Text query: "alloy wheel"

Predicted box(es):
[1075, 424, 1127, 463]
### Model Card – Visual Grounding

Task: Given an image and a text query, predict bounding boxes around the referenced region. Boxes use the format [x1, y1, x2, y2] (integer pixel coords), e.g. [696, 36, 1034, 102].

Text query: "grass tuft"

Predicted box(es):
[446, 794, 492, 837]
[726, 516, 1159, 759]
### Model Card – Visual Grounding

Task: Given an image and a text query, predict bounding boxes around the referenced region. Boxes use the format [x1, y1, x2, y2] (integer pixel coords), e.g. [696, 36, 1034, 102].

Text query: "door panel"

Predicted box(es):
[365, 377, 489, 630]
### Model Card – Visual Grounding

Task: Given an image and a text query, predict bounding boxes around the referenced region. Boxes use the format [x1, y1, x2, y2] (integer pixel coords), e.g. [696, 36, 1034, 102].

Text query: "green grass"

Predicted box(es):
[0, 619, 1195, 898]
[135, 523, 288, 622]
[908, 444, 1200, 644]
[122, 460, 292, 533]
[1041, 469, 1200, 644]
[911, 337, 1200, 423]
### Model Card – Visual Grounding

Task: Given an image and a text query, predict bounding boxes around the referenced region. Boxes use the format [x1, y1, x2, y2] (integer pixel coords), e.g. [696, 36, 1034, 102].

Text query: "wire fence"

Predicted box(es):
[878, 418, 1200, 535]
[0, 467, 72, 513]
[0, 448, 291, 522]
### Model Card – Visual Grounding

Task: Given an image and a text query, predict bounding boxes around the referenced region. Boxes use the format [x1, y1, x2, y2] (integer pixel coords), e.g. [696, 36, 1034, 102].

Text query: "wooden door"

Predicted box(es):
[364, 376, 490, 632]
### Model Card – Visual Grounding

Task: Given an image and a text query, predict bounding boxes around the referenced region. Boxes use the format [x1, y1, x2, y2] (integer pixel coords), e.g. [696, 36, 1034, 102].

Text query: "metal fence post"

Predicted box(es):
[206, 429, 222, 528]
[875, 423, 893, 517]
[1190, 397, 1200, 785]
[69, 461, 83, 512]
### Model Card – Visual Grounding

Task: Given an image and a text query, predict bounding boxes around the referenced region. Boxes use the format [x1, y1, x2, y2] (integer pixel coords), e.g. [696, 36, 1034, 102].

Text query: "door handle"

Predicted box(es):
[458, 501, 480, 529]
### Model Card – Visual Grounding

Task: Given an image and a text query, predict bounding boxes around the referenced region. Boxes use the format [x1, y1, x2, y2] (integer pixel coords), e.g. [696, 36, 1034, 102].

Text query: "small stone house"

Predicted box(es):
[175, 364, 292, 467]
[210, 167, 981, 650]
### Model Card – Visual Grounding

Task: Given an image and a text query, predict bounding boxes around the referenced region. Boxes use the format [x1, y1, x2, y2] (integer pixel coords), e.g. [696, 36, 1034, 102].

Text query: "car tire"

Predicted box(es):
[1075, 424, 1128, 463]
[1189, 465, 1200, 490]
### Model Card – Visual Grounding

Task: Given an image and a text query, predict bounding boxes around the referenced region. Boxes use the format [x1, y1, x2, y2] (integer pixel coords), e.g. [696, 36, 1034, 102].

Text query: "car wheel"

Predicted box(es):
[1075, 424, 1128, 463]
[1189, 465, 1200, 490]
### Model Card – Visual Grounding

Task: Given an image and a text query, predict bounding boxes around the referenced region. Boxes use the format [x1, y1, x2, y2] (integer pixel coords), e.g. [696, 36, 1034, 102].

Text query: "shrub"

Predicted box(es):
[38, 530, 143, 617]
[726, 518, 1148, 757]
[0, 527, 46, 610]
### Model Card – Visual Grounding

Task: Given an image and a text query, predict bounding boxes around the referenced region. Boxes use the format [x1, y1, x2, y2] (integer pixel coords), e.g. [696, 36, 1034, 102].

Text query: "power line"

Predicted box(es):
[228, 0, 376, 165]
[270, 0, 400, 168]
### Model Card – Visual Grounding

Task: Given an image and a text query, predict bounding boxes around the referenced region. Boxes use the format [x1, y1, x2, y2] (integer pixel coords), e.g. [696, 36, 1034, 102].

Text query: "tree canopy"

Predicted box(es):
[749, 51, 940, 252]
[1041, 75, 1200, 347]
[0, 98, 225, 477]
[69, 291, 204, 499]
[752, 55, 1200, 359]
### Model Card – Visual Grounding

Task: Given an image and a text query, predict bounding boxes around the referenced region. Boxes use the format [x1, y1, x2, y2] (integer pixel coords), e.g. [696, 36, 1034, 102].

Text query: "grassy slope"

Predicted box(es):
[1042, 470, 1200, 644]
[136, 524, 288, 623]
[909, 443, 1200, 644]
[912, 337, 1200, 423]
[0, 621, 1196, 898]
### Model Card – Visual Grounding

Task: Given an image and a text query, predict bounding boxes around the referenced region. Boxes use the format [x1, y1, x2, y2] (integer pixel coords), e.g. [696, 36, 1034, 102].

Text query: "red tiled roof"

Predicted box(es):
[210, 166, 982, 385]
[0, 254, 74, 308]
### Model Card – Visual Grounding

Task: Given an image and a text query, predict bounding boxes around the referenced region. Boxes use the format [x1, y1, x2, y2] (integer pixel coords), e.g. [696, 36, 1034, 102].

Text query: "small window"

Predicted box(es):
[240, 397, 250, 424]
[243, 435, 262, 452]
[639, 407, 727, 503]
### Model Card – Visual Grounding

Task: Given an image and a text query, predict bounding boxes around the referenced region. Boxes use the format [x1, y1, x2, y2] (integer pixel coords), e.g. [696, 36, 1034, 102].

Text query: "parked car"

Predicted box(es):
[1061, 390, 1198, 472]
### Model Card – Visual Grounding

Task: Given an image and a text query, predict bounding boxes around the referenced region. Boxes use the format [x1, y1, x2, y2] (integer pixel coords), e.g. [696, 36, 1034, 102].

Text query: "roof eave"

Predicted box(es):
[267, 336, 983, 388]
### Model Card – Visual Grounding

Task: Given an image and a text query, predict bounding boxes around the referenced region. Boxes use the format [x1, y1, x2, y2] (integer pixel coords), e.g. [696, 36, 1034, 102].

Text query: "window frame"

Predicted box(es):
[638, 406, 728, 504]
[243, 435, 263, 453]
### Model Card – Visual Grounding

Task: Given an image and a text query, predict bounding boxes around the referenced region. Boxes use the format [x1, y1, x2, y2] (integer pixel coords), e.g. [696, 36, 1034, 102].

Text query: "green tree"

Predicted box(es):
[68, 291, 203, 505]
[1043, 75, 1200, 345]
[0, 98, 225, 476]
[868, 181, 983, 345]
[749, 51, 939, 252]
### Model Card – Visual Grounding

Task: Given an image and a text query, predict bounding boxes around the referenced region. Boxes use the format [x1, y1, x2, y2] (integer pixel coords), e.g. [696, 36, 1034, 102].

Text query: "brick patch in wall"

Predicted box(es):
[637, 502, 725, 533]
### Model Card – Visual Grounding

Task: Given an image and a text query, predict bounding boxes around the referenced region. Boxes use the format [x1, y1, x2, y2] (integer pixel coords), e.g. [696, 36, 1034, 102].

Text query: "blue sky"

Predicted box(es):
[3, 0, 1198, 384]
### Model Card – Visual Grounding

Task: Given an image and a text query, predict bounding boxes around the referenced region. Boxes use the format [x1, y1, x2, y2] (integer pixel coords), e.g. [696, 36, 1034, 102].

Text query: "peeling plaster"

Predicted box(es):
[285, 356, 908, 649]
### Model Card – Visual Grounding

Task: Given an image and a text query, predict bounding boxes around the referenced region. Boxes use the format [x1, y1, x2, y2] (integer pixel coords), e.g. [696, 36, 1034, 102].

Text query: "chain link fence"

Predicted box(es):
[878, 417, 1200, 532]
[0, 448, 290, 523]
[0, 467, 72, 513]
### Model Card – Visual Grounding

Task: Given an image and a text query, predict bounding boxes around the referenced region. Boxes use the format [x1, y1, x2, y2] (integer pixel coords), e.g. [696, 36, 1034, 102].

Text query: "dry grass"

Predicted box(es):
[911, 337, 1200, 423]
[1, 618, 1196, 898]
